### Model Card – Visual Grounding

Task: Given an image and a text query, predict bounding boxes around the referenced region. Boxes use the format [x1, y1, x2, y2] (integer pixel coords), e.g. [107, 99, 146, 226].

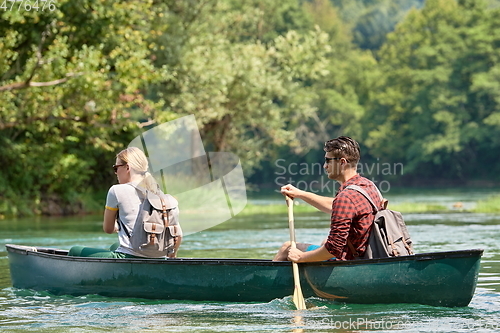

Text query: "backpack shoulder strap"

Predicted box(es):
[117, 183, 147, 239]
[116, 216, 131, 238]
[345, 185, 380, 212]
[128, 183, 178, 210]
[126, 182, 147, 197]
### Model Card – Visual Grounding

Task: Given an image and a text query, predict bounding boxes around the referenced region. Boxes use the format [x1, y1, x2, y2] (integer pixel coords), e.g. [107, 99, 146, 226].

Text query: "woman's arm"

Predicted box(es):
[168, 236, 182, 258]
[103, 209, 118, 234]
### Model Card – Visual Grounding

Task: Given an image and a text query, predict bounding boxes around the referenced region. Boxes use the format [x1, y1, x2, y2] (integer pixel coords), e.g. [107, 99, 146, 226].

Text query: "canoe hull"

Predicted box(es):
[6, 246, 294, 302]
[303, 251, 481, 307]
[6, 244, 482, 307]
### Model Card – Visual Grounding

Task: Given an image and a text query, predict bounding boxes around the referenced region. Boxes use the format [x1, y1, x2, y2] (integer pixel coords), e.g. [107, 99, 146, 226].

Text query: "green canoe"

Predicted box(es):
[6, 244, 482, 307]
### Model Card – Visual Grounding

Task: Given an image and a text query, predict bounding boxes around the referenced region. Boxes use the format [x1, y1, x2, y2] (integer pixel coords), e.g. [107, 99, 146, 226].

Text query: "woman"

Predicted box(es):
[69, 147, 182, 258]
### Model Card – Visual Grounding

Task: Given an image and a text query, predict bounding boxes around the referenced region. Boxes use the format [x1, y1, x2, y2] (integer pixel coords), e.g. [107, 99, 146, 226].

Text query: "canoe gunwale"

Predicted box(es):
[5, 244, 483, 267]
[307, 248, 485, 266]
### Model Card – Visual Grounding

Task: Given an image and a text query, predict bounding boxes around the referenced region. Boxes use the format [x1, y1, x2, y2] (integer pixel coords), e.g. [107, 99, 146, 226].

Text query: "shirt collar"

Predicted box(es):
[336, 174, 362, 196]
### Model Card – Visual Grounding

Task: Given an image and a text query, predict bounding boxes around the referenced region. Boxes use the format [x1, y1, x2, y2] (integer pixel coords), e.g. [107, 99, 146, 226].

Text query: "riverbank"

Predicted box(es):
[1, 189, 499, 219]
[239, 202, 449, 215]
[0, 191, 105, 219]
[240, 194, 500, 215]
[473, 195, 500, 213]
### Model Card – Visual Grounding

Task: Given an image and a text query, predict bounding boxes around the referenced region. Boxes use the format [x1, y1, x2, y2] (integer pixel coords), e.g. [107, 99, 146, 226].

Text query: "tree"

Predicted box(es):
[148, 0, 331, 172]
[330, 0, 425, 50]
[0, 0, 334, 215]
[364, 0, 500, 182]
[0, 0, 164, 214]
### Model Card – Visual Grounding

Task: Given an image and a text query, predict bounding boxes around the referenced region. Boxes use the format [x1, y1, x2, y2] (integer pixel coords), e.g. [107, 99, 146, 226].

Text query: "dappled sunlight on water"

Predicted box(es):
[1, 290, 499, 332]
[1, 197, 500, 332]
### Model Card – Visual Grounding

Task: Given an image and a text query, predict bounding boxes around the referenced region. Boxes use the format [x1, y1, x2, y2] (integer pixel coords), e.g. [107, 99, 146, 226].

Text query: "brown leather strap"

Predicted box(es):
[158, 195, 169, 227]
[388, 235, 398, 256]
[149, 234, 156, 245]
[381, 198, 388, 209]
[403, 238, 413, 255]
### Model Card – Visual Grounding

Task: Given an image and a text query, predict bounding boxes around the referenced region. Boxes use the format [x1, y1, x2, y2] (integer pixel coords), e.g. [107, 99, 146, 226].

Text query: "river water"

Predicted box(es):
[1, 194, 500, 332]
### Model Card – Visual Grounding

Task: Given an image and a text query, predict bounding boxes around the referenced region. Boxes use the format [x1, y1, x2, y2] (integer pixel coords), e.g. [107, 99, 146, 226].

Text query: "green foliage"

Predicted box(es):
[239, 201, 449, 215]
[473, 194, 500, 213]
[224, 0, 314, 43]
[364, 0, 500, 181]
[303, 0, 350, 41]
[0, 0, 165, 214]
[2, 0, 500, 217]
[0, 0, 334, 216]
[149, 0, 331, 172]
[331, 0, 425, 50]
[388, 202, 447, 213]
[238, 202, 318, 215]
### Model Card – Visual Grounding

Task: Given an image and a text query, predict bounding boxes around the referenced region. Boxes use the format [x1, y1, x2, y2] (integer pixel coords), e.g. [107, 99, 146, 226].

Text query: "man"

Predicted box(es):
[273, 136, 382, 262]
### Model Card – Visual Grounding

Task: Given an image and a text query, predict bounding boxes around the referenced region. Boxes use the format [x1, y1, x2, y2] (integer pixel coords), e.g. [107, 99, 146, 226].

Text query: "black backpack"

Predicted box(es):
[346, 185, 414, 259]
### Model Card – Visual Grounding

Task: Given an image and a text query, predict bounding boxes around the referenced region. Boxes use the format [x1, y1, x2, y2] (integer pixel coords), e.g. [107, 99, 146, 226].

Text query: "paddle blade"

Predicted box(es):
[293, 286, 306, 310]
[292, 263, 307, 310]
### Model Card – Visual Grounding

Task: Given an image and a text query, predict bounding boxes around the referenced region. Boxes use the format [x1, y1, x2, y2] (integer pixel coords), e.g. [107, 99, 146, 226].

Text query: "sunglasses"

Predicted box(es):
[112, 164, 127, 173]
[324, 157, 341, 163]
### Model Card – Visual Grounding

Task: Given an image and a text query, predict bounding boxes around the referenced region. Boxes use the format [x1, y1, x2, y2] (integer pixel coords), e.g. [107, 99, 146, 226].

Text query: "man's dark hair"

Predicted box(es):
[324, 136, 360, 167]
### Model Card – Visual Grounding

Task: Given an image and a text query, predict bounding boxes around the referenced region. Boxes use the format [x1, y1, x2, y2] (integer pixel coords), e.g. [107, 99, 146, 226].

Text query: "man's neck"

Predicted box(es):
[337, 169, 358, 185]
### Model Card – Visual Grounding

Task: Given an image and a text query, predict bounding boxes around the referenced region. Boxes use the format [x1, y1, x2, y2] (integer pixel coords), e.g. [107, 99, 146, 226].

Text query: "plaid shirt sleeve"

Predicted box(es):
[324, 175, 381, 260]
[324, 195, 357, 259]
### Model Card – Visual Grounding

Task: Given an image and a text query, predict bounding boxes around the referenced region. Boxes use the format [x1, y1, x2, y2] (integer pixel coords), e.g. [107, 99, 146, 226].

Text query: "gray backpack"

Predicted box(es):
[120, 185, 181, 257]
[346, 185, 414, 259]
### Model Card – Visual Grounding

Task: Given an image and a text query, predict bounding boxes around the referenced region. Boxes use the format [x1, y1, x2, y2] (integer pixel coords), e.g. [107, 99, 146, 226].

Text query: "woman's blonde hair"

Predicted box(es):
[116, 147, 159, 193]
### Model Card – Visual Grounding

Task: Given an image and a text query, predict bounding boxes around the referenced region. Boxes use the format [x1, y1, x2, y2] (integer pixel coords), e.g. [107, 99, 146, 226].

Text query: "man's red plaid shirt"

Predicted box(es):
[324, 174, 382, 260]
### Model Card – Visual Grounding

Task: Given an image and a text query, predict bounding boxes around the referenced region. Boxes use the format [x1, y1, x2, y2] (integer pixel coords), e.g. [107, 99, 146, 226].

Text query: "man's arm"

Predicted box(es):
[280, 184, 333, 214]
[324, 195, 355, 259]
[288, 194, 357, 262]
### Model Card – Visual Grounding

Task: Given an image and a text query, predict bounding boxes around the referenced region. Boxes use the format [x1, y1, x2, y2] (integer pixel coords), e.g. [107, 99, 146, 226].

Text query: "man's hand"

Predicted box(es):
[281, 183, 333, 214]
[281, 184, 305, 200]
[288, 247, 304, 263]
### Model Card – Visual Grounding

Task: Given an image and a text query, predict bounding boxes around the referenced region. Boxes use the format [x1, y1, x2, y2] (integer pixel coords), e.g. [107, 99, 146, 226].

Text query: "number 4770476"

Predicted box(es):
[1, 0, 57, 11]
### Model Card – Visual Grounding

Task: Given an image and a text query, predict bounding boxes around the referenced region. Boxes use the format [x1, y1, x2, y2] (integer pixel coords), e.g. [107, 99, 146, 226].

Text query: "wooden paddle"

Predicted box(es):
[286, 195, 307, 310]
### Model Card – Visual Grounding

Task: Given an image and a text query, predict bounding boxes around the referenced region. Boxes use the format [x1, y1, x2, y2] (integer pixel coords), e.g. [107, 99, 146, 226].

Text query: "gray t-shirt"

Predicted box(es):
[105, 182, 147, 257]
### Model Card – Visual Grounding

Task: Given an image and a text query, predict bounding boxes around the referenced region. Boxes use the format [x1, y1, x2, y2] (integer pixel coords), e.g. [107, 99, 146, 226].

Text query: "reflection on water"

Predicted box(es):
[1, 198, 500, 332]
[1, 290, 499, 332]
